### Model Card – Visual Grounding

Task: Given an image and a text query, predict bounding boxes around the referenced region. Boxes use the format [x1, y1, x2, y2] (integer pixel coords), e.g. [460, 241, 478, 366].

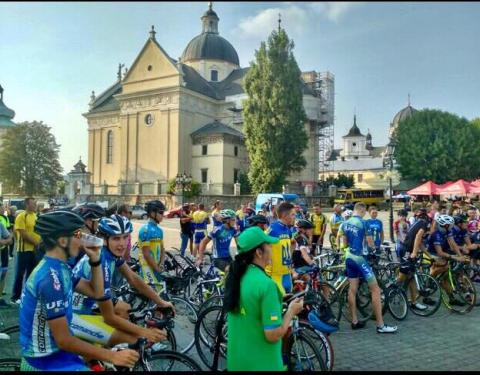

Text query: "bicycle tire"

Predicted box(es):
[284, 329, 327, 371]
[140, 350, 203, 371]
[339, 283, 373, 323]
[386, 286, 409, 321]
[194, 304, 227, 370]
[409, 273, 442, 317]
[0, 325, 21, 359]
[298, 321, 334, 371]
[315, 282, 341, 327]
[450, 273, 476, 314]
[169, 296, 198, 354]
[0, 358, 21, 371]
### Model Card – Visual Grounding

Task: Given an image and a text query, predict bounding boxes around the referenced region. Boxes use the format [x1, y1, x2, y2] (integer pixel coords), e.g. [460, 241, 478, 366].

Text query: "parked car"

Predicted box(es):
[165, 206, 183, 218]
[131, 205, 148, 220]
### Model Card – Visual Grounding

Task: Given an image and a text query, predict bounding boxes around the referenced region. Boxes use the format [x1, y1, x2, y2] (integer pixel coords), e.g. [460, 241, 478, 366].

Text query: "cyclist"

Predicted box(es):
[265, 202, 296, 295]
[179, 203, 193, 257]
[393, 209, 410, 257]
[20, 211, 138, 371]
[294, 205, 305, 221]
[197, 209, 239, 272]
[365, 206, 384, 254]
[236, 204, 246, 232]
[308, 203, 327, 256]
[211, 200, 224, 227]
[246, 214, 269, 231]
[336, 209, 353, 251]
[292, 219, 317, 277]
[329, 204, 344, 243]
[466, 207, 479, 235]
[72, 203, 106, 235]
[138, 200, 166, 286]
[451, 215, 480, 255]
[191, 203, 210, 258]
[341, 202, 397, 333]
[71, 214, 170, 347]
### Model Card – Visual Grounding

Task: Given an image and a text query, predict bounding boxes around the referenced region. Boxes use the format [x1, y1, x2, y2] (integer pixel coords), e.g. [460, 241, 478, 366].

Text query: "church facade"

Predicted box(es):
[83, 4, 333, 196]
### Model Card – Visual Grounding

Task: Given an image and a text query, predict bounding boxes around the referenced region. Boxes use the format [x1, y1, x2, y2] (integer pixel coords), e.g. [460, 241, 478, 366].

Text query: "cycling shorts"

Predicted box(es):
[0, 247, 8, 272]
[345, 253, 377, 284]
[213, 257, 232, 272]
[71, 314, 115, 345]
[194, 230, 207, 245]
[272, 273, 293, 295]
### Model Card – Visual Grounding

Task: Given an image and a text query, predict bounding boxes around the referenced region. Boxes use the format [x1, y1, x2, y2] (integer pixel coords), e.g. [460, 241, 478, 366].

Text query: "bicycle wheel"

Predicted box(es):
[409, 273, 442, 317]
[284, 329, 327, 371]
[194, 305, 227, 370]
[386, 286, 408, 321]
[315, 282, 341, 326]
[0, 325, 20, 359]
[198, 294, 224, 314]
[0, 358, 21, 371]
[298, 321, 334, 371]
[450, 273, 476, 314]
[140, 350, 203, 371]
[339, 283, 373, 323]
[169, 296, 198, 354]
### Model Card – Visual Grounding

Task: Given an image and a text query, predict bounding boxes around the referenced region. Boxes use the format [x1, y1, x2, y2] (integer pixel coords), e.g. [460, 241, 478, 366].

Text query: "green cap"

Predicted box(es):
[237, 226, 279, 254]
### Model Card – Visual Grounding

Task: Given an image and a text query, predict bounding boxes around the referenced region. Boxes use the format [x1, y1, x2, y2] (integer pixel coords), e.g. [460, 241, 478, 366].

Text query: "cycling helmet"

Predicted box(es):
[307, 309, 339, 334]
[297, 219, 314, 229]
[145, 200, 166, 214]
[436, 214, 454, 227]
[342, 209, 353, 219]
[219, 209, 236, 220]
[98, 214, 133, 237]
[72, 203, 105, 220]
[454, 215, 468, 225]
[247, 214, 268, 227]
[35, 210, 84, 242]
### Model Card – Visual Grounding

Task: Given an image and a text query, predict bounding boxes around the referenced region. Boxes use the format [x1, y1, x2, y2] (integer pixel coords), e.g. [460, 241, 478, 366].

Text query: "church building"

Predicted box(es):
[83, 3, 332, 196]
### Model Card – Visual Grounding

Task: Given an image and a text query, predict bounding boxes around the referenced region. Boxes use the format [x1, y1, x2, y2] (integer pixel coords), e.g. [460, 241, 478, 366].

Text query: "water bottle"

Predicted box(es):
[80, 233, 104, 248]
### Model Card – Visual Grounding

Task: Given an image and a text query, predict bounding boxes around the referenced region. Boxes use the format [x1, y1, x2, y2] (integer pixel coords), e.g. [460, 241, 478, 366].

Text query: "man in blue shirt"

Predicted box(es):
[197, 209, 239, 271]
[19, 211, 138, 371]
[341, 202, 397, 334]
[365, 206, 384, 251]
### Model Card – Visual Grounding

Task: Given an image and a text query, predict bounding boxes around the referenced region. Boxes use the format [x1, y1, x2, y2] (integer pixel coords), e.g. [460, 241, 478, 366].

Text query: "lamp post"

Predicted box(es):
[386, 139, 397, 243]
[175, 172, 192, 205]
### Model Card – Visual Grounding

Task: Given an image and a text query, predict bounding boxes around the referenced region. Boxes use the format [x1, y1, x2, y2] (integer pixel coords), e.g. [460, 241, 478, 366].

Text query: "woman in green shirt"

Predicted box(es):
[225, 226, 304, 371]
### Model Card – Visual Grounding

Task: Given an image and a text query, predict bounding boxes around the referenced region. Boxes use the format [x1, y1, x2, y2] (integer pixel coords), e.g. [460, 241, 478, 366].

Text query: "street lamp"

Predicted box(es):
[386, 139, 397, 243]
[175, 172, 192, 205]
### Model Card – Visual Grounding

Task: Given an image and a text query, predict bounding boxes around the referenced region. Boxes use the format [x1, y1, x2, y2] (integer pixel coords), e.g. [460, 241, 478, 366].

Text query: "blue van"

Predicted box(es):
[255, 193, 306, 214]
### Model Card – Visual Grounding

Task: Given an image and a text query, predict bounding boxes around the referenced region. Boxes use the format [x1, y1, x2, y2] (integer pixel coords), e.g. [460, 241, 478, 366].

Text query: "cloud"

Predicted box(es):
[309, 2, 361, 22]
[236, 5, 308, 39]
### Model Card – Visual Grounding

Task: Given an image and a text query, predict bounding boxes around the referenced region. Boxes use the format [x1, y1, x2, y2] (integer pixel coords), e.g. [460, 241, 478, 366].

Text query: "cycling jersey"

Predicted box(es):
[212, 209, 223, 227]
[341, 216, 368, 256]
[20, 256, 86, 371]
[329, 213, 344, 233]
[208, 225, 239, 259]
[293, 234, 310, 269]
[138, 219, 164, 285]
[451, 225, 469, 247]
[265, 221, 293, 294]
[394, 219, 409, 243]
[427, 229, 453, 255]
[71, 247, 124, 315]
[192, 210, 209, 244]
[309, 213, 326, 236]
[366, 218, 383, 248]
[467, 218, 479, 234]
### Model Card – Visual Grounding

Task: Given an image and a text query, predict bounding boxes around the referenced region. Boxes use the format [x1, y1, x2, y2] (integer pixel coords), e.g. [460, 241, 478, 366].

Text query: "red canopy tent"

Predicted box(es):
[471, 179, 480, 187]
[436, 179, 472, 195]
[407, 181, 440, 196]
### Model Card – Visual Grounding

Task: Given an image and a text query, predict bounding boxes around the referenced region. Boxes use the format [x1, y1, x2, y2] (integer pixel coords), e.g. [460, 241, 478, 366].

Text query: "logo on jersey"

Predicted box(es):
[50, 268, 61, 291]
[104, 263, 109, 282]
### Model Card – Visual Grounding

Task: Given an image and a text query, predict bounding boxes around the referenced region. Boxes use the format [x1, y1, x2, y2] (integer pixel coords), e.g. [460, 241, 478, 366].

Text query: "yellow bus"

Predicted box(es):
[334, 189, 385, 207]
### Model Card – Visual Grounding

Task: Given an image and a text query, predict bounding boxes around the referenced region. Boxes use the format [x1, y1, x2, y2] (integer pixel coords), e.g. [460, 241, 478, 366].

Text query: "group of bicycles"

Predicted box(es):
[0, 238, 478, 372]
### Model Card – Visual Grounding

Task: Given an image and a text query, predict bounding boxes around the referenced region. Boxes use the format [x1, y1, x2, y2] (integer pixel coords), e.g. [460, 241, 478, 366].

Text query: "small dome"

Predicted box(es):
[181, 33, 239, 66]
[392, 104, 417, 128]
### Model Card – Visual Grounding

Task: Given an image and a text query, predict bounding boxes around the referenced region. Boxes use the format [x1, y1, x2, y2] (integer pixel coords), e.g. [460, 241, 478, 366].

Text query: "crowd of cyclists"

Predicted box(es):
[1, 194, 479, 371]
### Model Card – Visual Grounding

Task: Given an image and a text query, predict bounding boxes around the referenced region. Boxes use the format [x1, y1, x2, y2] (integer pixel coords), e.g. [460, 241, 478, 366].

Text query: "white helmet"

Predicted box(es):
[342, 209, 353, 219]
[435, 214, 454, 227]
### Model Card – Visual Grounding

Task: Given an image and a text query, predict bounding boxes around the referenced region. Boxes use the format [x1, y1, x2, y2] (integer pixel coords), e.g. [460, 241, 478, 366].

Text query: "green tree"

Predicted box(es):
[243, 26, 308, 194]
[237, 172, 252, 194]
[166, 178, 201, 199]
[393, 109, 480, 183]
[324, 174, 355, 188]
[0, 121, 63, 195]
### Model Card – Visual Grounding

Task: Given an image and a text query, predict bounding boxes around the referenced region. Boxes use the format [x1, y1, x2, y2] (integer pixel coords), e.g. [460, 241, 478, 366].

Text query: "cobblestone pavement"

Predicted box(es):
[1, 212, 479, 370]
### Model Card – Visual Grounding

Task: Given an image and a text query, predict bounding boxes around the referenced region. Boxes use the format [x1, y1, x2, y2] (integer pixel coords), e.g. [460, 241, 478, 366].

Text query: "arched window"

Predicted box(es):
[106, 130, 113, 164]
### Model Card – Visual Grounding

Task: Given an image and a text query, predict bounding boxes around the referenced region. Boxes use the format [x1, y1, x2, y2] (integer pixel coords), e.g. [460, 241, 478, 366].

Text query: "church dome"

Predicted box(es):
[0, 85, 16, 128]
[392, 104, 417, 128]
[181, 2, 239, 66]
[181, 33, 239, 65]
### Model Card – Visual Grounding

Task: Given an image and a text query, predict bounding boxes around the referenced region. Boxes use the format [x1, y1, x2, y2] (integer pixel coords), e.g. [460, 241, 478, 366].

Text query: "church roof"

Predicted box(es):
[191, 120, 244, 138]
[343, 115, 364, 138]
[70, 158, 87, 174]
[327, 146, 386, 162]
[392, 104, 417, 127]
[0, 85, 16, 128]
[328, 156, 385, 172]
[88, 81, 122, 114]
[181, 33, 240, 66]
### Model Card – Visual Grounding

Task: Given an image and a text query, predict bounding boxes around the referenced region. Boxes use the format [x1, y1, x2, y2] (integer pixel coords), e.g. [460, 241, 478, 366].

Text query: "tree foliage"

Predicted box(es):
[393, 109, 480, 183]
[243, 27, 308, 194]
[324, 174, 355, 188]
[166, 178, 202, 199]
[0, 121, 63, 195]
[237, 172, 252, 194]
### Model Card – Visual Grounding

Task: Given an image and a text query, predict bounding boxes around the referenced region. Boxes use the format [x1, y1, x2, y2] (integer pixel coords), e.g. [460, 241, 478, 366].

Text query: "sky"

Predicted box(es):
[1, 1, 479, 172]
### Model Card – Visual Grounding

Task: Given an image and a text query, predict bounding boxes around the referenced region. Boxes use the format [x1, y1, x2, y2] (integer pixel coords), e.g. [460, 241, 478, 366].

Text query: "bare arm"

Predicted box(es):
[264, 309, 295, 343]
[447, 237, 463, 257]
[411, 229, 425, 258]
[300, 247, 314, 266]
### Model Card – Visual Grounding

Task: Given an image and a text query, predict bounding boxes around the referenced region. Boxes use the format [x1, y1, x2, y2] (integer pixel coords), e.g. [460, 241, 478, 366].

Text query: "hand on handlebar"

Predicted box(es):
[157, 301, 176, 317]
[111, 349, 139, 368]
[287, 297, 304, 316]
[142, 327, 167, 343]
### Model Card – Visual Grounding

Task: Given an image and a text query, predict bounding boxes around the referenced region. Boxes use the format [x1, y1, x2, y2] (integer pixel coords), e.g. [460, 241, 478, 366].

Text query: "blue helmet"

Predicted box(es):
[98, 214, 133, 237]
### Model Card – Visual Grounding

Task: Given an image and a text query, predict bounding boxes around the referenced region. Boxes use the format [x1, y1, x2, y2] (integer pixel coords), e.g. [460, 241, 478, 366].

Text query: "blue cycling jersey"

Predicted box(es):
[20, 256, 83, 368]
[451, 225, 468, 247]
[342, 216, 368, 256]
[428, 229, 453, 255]
[366, 218, 383, 248]
[208, 225, 239, 259]
[72, 247, 125, 314]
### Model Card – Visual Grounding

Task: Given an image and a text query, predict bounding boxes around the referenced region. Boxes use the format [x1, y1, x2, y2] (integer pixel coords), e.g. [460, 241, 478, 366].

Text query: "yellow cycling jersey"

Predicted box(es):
[310, 213, 327, 236]
[265, 221, 292, 277]
[192, 210, 209, 232]
[137, 220, 164, 285]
